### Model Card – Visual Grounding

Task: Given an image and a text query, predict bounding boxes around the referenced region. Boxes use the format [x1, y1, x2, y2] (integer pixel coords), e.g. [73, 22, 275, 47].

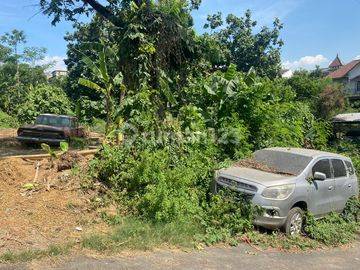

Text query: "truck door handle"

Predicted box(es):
[328, 186, 334, 190]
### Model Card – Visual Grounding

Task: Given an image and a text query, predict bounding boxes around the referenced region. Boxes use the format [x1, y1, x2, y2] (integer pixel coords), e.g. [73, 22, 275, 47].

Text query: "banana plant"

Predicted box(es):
[78, 43, 125, 135]
[41, 142, 69, 168]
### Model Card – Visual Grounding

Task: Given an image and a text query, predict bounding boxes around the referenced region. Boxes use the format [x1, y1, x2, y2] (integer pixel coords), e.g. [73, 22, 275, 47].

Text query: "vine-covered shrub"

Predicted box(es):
[17, 84, 73, 123]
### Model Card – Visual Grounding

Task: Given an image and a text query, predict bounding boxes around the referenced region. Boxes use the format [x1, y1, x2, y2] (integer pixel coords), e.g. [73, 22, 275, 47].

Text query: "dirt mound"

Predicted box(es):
[57, 151, 84, 172]
[0, 156, 110, 253]
[0, 158, 31, 185]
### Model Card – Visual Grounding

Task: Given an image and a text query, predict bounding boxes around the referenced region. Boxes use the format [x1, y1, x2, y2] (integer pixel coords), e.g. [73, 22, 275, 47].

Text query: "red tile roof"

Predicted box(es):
[328, 60, 360, 79]
[329, 54, 343, 68]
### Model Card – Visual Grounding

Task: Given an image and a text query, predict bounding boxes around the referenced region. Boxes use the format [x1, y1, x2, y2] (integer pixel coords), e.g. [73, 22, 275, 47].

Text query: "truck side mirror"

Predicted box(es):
[314, 172, 326, 181]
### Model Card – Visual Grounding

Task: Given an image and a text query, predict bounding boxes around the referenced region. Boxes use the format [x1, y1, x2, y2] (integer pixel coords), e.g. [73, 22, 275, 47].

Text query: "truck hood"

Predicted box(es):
[218, 166, 297, 187]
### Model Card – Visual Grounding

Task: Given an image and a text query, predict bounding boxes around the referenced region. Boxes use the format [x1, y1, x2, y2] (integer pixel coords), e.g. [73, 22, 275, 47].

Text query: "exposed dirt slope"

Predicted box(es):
[0, 129, 16, 139]
[0, 156, 109, 253]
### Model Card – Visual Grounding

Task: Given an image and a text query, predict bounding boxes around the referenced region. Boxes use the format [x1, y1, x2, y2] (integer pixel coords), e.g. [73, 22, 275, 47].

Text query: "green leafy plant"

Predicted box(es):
[60, 141, 69, 152]
[342, 197, 360, 223]
[41, 142, 69, 167]
[41, 143, 57, 158]
[0, 110, 18, 128]
[200, 190, 263, 245]
[304, 212, 359, 246]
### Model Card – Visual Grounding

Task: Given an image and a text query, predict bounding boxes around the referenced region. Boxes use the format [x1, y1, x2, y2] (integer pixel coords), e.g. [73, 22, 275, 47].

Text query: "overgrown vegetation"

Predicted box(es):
[0, 0, 359, 260]
[305, 212, 358, 246]
[17, 84, 73, 123]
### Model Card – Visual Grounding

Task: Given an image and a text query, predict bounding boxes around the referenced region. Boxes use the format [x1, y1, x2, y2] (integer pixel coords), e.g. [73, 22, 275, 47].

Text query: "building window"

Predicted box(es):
[357, 81, 360, 92]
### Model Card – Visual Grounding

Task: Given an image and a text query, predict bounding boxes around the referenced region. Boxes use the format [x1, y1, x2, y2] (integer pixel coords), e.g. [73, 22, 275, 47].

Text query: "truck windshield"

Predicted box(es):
[35, 115, 71, 127]
[253, 150, 312, 176]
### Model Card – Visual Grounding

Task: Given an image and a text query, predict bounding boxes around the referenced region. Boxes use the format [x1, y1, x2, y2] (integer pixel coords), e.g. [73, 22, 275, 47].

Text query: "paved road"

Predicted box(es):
[2, 242, 359, 270]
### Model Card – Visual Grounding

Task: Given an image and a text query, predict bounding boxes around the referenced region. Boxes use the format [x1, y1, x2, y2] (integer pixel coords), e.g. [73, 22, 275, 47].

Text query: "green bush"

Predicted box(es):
[286, 70, 330, 101]
[76, 97, 105, 123]
[304, 212, 359, 246]
[303, 198, 359, 246]
[181, 69, 329, 151]
[17, 84, 73, 123]
[217, 116, 252, 159]
[200, 191, 262, 245]
[0, 110, 18, 128]
[92, 141, 217, 223]
[342, 197, 360, 223]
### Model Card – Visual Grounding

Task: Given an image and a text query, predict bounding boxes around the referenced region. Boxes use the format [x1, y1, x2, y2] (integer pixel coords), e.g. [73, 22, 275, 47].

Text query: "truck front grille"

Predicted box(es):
[20, 130, 65, 139]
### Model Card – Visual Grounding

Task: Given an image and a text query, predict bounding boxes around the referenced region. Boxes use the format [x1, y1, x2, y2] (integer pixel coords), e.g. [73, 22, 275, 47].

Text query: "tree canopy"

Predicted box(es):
[39, 0, 202, 26]
[205, 10, 283, 78]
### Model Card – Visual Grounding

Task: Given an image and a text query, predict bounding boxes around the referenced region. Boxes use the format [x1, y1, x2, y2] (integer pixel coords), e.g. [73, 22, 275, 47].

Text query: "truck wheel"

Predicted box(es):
[283, 207, 304, 236]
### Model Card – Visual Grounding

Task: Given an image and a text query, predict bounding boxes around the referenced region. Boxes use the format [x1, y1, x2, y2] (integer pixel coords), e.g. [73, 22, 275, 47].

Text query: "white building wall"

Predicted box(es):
[348, 63, 360, 80]
[344, 63, 360, 95]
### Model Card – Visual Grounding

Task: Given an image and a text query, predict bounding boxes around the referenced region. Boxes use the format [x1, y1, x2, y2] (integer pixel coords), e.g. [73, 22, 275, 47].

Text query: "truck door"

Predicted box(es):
[309, 159, 336, 216]
[332, 159, 353, 212]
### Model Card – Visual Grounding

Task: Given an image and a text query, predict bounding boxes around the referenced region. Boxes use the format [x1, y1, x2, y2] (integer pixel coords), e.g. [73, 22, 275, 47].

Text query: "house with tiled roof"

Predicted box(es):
[328, 54, 343, 70]
[327, 55, 360, 99]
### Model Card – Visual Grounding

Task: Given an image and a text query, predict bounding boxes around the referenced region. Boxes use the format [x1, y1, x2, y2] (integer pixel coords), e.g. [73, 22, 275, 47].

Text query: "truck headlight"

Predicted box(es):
[261, 184, 295, 200]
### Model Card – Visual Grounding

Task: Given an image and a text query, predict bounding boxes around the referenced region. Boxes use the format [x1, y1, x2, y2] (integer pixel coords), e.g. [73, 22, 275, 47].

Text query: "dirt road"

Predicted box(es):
[2, 242, 359, 270]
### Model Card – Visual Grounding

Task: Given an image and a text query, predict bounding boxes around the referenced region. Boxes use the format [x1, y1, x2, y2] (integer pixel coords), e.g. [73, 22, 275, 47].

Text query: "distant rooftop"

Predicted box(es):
[328, 59, 360, 79]
[329, 54, 343, 68]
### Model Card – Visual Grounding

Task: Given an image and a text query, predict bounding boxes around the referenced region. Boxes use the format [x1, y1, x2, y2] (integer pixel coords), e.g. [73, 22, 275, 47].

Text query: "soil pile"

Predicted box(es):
[57, 151, 84, 172]
[0, 156, 109, 253]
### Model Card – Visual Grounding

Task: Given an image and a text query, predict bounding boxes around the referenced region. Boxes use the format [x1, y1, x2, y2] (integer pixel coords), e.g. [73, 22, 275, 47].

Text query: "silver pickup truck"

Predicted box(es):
[215, 147, 359, 235]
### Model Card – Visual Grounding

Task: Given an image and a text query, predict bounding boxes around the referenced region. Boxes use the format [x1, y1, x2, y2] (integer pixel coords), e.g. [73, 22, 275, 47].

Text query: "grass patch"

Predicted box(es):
[81, 198, 360, 253]
[245, 231, 320, 250]
[83, 201, 360, 253]
[305, 212, 359, 246]
[0, 110, 18, 128]
[82, 216, 202, 252]
[0, 244, 72, 264]
[1, 211, 359, 264]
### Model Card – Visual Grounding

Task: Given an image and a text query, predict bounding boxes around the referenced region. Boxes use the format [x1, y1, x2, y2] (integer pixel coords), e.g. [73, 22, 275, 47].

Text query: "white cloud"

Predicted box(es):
[283, 55, 328, 71]
[253, 0, 302, 25]
[36, 55, 67, 72]
[354, 55, 360, 60]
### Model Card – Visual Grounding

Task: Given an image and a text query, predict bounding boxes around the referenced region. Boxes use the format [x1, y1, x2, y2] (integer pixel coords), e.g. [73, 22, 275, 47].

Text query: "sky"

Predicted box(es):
[1, 0, 360, 71]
